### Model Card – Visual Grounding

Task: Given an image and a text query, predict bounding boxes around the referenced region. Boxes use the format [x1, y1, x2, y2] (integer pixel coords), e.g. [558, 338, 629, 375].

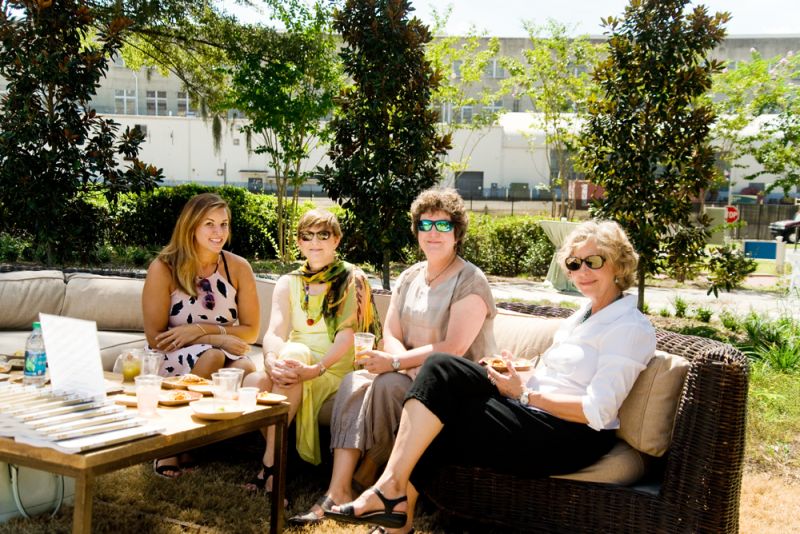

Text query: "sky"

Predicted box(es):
[221, 1, 800, 37]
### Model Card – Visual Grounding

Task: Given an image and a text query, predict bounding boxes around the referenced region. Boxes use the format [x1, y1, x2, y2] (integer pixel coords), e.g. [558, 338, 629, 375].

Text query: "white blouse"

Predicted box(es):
[525, 294, 656, 431]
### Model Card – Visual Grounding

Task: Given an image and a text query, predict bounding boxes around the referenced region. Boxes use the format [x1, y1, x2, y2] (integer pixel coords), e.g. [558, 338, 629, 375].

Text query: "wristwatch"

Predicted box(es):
[518, 388, 530, 406]
[391, 357, 401, 372]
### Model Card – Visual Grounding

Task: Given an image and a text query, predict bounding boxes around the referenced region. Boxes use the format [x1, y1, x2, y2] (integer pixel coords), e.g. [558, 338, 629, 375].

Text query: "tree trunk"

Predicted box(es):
[382, 248, 391, 290]
[637, 266, 646, 311]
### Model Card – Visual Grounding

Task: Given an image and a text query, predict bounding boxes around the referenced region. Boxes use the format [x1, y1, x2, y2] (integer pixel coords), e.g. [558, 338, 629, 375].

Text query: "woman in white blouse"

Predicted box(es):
[325, 220, 657, 534]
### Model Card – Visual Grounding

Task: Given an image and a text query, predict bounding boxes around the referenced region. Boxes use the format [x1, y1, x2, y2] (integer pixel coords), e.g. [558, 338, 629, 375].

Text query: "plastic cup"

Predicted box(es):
[218, 367, 245, 388]
[115, 350, 142, 382]
[140, 349, 162, 376]
[238, 386, 259, 410]
[354, 332, 375, 365]
[211, 372, 239, 402]
[135, 375, 163, 417]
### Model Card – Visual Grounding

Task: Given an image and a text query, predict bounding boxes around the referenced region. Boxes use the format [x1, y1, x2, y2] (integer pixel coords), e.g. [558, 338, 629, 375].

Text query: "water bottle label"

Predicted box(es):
[24, 350, 47, 377]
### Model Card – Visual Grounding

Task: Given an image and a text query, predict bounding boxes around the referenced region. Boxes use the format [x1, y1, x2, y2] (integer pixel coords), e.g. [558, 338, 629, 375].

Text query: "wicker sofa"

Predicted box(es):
[0, 270, 748, 532]
[420, 302, 749, 534]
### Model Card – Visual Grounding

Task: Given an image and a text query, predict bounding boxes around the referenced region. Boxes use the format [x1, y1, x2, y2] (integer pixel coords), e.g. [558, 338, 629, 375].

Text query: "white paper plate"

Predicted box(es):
[190, 399, 244, 420]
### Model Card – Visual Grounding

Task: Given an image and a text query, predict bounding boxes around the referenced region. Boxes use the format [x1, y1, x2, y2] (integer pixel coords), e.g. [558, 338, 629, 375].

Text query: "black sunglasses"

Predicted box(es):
[417, 219, 454, 232]
[197, 277, 216, 310]
[299, 230, 332, 242]
[565, 255, 606, 271]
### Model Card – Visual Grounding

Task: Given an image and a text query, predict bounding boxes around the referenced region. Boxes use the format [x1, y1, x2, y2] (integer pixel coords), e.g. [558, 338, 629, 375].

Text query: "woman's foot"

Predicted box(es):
[178, 452, 199, 472]
[243, 463, 274, 493]
[288, 494, 336, 525]
[153, 457, 181, 479]
[326, 486, 408, 529]
[369, 527, 415, 534]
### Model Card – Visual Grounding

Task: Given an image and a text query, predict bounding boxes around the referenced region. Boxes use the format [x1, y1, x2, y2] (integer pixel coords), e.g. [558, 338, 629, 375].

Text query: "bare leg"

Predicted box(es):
[242, 370, 270, 390]
[254, 381, 301, 492]
[227, 356, 256, 376]
[296, 448, 359, 520]
[190, 348, 226, 378]
[353, 454, 379, 490]
[331, 399, 443, 530]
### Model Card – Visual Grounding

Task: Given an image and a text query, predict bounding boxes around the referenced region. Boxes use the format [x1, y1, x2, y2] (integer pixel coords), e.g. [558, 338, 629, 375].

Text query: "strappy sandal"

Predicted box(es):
[153, 458, 181, 479]
[244, 463, 274, 493]
[325, 486, 407, 529]
[288, 494, 336, 525]
[369, 527, 415, 534]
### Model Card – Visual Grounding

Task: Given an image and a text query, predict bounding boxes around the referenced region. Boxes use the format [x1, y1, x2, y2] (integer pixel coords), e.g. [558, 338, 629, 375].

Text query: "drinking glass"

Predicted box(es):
[114, 349, 143, 382]
[140, 349, 162, 376]
[353, 332, 376, 366]
[238, 386, 259, 410]
[211, 372, 239, 402]
[135, 375, 163, 417]
[218, 367, 245, 388]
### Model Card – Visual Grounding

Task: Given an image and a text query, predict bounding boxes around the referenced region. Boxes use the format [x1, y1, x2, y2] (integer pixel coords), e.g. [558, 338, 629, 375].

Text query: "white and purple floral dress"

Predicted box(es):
[158, 265, 242, 377]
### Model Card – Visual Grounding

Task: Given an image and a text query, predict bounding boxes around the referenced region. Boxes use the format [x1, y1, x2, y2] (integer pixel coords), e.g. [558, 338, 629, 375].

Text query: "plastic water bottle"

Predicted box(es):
[23, 322, 47, 387]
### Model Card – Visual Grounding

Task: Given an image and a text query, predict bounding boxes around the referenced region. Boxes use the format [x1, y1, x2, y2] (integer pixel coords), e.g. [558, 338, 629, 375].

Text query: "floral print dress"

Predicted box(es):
[158, 270, 241, 377]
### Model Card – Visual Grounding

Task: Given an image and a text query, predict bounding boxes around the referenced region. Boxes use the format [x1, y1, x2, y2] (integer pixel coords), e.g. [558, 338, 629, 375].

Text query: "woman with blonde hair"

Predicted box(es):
[292, 188, 497, 525]
[326, 220, 655, 534]
[143, 192, 260, 477]
[243, 209, 382, 496]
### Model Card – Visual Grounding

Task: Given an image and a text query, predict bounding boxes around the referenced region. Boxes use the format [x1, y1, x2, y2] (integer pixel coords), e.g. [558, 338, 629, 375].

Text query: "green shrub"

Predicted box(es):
[0, 232, 30, 262]
[719, 310, 741, 331]
[658, 308, 671, 317]
[755, 339, 800, 373]
[705, 244, 757, 297]
[694, 306, 712, 323]
[678, 324, 728, 342]
[462, 215, 554, 277]
[672, 296, 688, 318]
[111, 185, 280, 260]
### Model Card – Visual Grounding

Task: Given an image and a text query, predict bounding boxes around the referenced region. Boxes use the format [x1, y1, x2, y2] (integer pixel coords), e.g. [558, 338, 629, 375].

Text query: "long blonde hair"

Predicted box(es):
[158, 193, 231, 296]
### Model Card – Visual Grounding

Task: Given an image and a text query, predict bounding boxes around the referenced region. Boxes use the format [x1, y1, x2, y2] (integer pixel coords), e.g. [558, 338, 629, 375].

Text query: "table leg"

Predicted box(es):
[72, 472, 94, 534]
[270, 415, 287, 534]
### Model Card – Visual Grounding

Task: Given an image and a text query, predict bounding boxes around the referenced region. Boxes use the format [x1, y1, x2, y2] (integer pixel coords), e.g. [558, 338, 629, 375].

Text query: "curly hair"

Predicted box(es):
[557, 220, 639, 291]
[410, 188, 469, 250]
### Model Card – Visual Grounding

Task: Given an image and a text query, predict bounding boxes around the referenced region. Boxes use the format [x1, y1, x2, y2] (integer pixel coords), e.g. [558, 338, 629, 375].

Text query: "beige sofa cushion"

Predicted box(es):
[492, 310, 563, 359]
[617, 350, 690, 457]
[255, 277, 276, 343]
[0, 271, 65, 330]
[62, 273, 145, 332]
[553, 440, 649, 485]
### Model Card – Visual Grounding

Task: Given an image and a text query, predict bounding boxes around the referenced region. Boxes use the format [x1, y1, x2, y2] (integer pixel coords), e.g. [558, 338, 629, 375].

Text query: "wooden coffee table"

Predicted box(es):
[0, 400, 289, 534]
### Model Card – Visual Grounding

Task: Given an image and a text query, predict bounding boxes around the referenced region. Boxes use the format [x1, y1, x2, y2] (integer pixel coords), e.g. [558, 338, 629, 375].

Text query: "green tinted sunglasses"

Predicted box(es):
[417, 219, 454, 232]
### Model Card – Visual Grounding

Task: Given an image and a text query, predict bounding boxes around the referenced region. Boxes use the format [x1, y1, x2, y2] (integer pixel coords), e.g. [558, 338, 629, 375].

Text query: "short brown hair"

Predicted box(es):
[410, 188, 469, 249]
[557, 220, 639, 291]
[296, 209, 342, 240]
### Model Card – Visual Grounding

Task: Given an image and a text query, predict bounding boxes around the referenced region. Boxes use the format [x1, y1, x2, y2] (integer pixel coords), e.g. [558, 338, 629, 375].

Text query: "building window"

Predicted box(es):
[452, 60, 462, 79]
[486, 99, 503, 114]
[483, 59, 504, 79]
[459, 106, 473, 124]
[512, 98, 521, 112]
[146, 90, 167, 116]
[114, 89, 137, 115]
[177, 91, 195, 116]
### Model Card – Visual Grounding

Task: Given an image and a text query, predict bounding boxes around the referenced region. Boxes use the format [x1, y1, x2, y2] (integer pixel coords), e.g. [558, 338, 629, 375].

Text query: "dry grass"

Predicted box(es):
[740, 470, 800, 534]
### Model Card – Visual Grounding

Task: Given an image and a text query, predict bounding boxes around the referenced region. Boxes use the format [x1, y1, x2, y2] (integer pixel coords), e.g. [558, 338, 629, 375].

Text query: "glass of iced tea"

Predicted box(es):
[353, 332, 375, 367]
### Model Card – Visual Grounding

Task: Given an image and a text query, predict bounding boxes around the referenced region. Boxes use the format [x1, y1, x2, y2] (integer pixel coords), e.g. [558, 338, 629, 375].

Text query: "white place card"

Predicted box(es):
[39, 314, 106, 398]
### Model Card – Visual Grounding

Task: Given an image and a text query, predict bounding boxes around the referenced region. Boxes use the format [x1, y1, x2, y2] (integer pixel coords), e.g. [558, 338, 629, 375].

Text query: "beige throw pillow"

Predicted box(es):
[492, 310, 563, 360]
[62, 274, 145, 332]
[617, 349, 690, 457]
[0, 271, 66, 329]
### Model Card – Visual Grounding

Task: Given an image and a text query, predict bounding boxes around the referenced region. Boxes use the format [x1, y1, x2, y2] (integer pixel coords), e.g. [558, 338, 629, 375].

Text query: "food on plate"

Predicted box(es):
[479, 357, 532, 373]
[256, 392, 288, 405]
[177, 373, 208, 385]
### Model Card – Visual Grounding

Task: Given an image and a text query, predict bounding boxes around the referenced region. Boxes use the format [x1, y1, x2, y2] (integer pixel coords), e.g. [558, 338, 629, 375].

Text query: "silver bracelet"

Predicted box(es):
[318, 362, 328, 376]
[218, 325, 227, 336]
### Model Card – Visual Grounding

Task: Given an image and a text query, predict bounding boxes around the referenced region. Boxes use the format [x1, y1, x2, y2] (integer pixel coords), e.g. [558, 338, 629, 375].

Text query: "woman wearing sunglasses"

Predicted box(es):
[290, 188, 496, 526]
[243, 209, 382, 495]
[325, 220, 655, 534]
[142, 193, 260, 477]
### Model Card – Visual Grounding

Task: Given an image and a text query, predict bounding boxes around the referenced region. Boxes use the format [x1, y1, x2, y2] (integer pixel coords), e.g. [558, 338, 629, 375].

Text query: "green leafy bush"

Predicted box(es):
[0, 232, 30, 262]
[658, 308, 672, 317]
[694, 306, 713, 323]
[672, 296, 688, 318]
[111, 185, 279, 260]
[706, 244, 757, 297]
[719, 310, 741, 331]
[461, 215, 554, 277]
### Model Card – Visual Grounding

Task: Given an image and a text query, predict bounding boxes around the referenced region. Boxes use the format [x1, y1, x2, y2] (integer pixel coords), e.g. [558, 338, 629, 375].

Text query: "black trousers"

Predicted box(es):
[405, 354, 616, 488]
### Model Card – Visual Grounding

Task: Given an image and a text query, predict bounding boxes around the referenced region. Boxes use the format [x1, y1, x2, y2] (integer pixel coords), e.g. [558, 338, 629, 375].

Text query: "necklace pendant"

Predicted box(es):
[307, 318, 315, 326]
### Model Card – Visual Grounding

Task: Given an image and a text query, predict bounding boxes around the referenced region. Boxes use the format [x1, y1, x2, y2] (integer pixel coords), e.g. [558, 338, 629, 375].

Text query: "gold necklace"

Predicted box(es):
[426, 254, 458, 286]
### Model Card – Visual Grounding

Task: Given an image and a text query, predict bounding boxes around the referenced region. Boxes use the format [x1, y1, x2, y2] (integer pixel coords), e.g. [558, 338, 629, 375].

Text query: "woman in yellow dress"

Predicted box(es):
[243, 209, 381, 493]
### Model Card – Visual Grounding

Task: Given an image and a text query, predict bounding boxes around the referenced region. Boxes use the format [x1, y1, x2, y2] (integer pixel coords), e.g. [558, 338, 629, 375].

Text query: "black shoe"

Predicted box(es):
[325, 486, 407, 529]
[288, 494, 336, 525]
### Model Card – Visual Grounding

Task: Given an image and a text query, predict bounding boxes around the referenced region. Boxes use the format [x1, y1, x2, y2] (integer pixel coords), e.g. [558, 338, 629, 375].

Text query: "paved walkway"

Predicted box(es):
[488, 275, 798, 319]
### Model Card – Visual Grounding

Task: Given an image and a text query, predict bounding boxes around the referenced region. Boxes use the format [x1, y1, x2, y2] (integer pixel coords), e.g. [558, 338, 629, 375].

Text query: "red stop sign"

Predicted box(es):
[725, 206, 739, 223]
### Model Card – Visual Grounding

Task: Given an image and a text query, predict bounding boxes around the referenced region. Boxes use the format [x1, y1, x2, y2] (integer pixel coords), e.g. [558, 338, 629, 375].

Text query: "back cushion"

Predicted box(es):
[0, 271, 66, 330]
[255, 277, 276, 343]
[617, 349, 690, 457]
[492, 310, 563, 359]
[62, 274, 145, 332]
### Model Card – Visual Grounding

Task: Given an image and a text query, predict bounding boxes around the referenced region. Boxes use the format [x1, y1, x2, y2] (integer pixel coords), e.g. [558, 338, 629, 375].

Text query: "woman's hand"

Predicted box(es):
[154, 324, 203, 352]
[486, 352, 525, 400]
[269, 358, 301, 387]
[217, 335, 249, 356]
[359, 349, 395, 375]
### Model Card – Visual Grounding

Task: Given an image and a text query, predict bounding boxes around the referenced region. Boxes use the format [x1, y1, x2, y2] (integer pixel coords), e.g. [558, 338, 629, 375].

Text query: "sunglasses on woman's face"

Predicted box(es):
[565, 255, 606, 271]
[197, 277, 216, 310]
[299, 230, 332, 242]
[417, 219, 454, 232]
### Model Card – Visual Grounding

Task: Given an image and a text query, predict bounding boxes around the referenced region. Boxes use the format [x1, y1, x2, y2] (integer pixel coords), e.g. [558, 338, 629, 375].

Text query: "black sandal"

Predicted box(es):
[325, 486, 407, 529]
[153, 458, 181, 479]
[288, 494, 336, 525]
[244, 463, 274, 493]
